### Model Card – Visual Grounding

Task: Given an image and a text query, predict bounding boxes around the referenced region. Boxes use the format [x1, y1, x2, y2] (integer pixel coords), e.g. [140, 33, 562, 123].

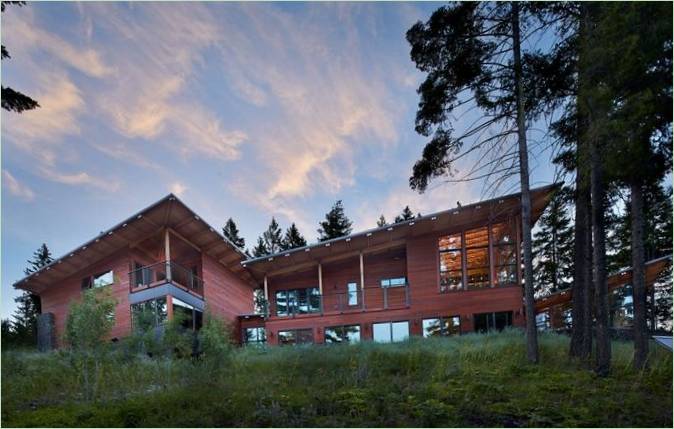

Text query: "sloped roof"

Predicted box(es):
[243, 183, 560, 280]
[14, 194, 255, 293]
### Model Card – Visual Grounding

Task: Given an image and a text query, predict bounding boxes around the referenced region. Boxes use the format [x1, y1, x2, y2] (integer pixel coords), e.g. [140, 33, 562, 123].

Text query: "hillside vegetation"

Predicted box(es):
[2, 329, 672, 427]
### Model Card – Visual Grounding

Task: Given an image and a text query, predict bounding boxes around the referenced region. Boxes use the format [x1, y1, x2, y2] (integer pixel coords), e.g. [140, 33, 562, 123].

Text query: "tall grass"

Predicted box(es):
[2, 329, 671, 427]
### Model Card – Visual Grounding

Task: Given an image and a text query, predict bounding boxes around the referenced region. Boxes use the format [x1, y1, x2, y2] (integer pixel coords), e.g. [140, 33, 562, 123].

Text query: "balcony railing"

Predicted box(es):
[266, 284, 410, 319]
[129, 260, 204, 297]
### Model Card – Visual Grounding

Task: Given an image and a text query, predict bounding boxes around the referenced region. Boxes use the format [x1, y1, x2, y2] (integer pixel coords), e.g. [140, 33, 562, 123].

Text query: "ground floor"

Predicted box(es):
[240, 308, 521, 346]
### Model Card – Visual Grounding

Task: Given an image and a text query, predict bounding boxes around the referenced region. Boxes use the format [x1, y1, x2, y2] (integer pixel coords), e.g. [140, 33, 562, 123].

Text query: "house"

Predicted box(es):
[14, 184, 558, 349]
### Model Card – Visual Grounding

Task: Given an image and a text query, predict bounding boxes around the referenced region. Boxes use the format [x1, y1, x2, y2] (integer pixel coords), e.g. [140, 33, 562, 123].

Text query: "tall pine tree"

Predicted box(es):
[222, 218, 245, 249]
[14, 243, 52, 346]
[251, 236, 269, 258]
[394, 206, 416, 223]
[533, 191, 574, 297]
[281, 223, 307, 250]
[317, 200, 353, 241]
[262, 217, 283, 254]
[376, 215, 388, 227]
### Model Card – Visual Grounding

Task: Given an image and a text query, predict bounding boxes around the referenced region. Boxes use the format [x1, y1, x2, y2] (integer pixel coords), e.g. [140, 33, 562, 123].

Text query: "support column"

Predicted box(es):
[263, 275, 269, 300]
[167, 294, 174, 320]
[318, 263, 323, 294]
[360, 252, 366, 310]
[164, 228, 172, 282]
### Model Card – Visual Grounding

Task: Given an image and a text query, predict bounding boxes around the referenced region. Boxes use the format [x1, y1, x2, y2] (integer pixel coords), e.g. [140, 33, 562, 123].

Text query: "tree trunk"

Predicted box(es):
[589, 115, 610, 377]
[570, 164, 591, 359]
[511, 1, 538, 364]
[631, 180, 648, 369]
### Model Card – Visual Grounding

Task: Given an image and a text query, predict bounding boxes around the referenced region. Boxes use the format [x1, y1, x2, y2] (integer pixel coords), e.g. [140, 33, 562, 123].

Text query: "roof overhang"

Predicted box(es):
[535, 255, 672, 313]
[243, 184, 560, 281]
[14, 194, 255, 294]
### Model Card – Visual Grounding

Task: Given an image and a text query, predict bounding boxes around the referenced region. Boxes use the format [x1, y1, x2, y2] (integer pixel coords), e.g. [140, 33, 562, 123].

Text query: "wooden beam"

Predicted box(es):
[263, 275, 269, 301]
[164, 228, 172, 280]
[318, 263, 323, 294]
[167, 228, 202, 253]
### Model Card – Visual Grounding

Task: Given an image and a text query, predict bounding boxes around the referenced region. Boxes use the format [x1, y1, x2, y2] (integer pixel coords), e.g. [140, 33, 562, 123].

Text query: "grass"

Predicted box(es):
[1, 329, 672, 427]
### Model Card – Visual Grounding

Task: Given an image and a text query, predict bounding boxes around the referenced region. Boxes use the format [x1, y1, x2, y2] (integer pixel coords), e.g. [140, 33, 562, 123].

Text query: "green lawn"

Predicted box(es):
[2, 329, 672, 427]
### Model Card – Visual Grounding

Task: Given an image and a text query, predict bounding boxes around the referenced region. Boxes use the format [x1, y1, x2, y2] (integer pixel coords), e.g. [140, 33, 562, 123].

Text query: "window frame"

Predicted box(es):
[380, 277, 407, 288]
[372, 320, 410, 343]
[243, 327, 267, 346]
[82, 269, 115, 290]
[347, 282, 359, 306]
[275, 287, 321, 317]
[324, 324, 361, 344]
[422, 316, 461, 337]
[278, 328, 314, 346]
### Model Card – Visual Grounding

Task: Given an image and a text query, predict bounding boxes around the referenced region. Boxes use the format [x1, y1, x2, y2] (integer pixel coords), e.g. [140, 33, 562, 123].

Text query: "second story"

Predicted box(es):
[243, 184, 557, 322]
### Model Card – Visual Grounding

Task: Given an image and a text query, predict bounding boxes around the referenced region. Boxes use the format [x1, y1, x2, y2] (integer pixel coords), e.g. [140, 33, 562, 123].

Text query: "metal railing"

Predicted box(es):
[268, 284, 410, 319]
[129, 260, 204, 296]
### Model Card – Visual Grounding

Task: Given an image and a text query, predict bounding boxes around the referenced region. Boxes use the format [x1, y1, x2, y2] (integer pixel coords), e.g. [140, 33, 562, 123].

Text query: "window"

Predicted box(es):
[275, 287, 321, 316]
[536, 312, 550, 331]
[422, 316, 461, 337]
[278, 328, 314, 346]
[380, 277, 407, 288]
[171, 297, 203, 331]
[439, 233, 463, 292]
[491, 221, 517, 287]
[131, 297, 168, 331]
[244, 327, 266, 346]
[465, 227, 490, 289]
[473, 311, 513, 333]
[347, 282, 359, 306]
[373, 321, 409, 343]
[324, 325, 361, 344]
[81, 269, 115, 290]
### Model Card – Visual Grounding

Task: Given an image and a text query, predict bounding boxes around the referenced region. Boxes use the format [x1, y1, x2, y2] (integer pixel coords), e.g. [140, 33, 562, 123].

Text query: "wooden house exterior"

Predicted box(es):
[14, 185, 558, 349]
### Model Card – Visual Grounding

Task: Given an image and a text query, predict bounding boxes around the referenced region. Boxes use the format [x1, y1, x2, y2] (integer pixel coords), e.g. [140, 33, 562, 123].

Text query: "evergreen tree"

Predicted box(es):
[281, 223, 307, 250]
[251, 236, 269, 258]
[13, 243, 52, 346]
[1, 2, 39, 113]
[394, 206, 416, 223]
[222, 218, 245, 249]
[317, 200, 353, 241]
[376, 215, 388, 227]
[533, 191, 574, 297]
[262, 217, 283, 254]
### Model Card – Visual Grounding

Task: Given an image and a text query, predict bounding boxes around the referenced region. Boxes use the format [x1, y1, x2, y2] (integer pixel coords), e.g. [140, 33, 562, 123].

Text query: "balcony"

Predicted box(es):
[129, 260, 204, 297]
[264, 283, 410, 319]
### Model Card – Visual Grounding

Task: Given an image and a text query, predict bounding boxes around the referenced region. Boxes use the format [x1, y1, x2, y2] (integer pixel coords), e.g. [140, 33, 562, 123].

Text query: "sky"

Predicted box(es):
[1, 2, 559, 318]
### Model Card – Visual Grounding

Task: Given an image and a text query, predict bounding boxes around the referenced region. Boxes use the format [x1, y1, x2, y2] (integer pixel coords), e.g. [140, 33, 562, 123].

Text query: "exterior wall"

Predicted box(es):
[39, 248, 133, 346]
[201, 253, 255, 342]
[260, 218, 524, 346]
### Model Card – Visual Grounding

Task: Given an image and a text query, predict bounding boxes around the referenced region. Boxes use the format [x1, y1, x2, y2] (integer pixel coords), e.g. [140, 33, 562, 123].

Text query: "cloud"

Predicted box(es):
[91, 141, 160, 170]
[2, 73, 85, 166]
[170, 182, 187, 197]
[2, 170, 35, 201]
[38, 167, 121, 192]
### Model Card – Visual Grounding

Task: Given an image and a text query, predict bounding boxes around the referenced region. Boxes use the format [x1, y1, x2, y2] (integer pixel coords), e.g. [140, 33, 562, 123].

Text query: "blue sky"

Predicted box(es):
[1, 2, 559, 318]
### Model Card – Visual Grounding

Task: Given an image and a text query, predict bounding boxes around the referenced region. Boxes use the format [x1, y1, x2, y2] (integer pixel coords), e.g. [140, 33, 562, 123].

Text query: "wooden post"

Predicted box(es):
[164, 229, 172, 282]
[360, 252, 366, 310]
[488, 223, 495, 288]
[318, 263, 323, 294]
[167, 294, 174, 321]
[461, 231, 468, 290]
[263, 275, 269, 301]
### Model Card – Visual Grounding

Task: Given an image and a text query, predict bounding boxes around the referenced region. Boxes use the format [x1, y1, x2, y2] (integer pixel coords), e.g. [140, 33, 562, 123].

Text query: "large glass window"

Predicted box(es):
[491, 221, 517, 287]
[131, 297, 168, 331]
[373, 321, 409, 343]
[439, 233, 463, 292]
[82, 269, 115, 290]
[244, 327, 266, 346]
[422, 316, 461, 337]
[324, 324, 361, 344]
[275, 287, 321, 316]
[473, 311, 513, 333]
[347, 282, 359, 306]
[278, 328, 314, 346]
[465, 227, 490, 289]
[172, 297, 203, 331]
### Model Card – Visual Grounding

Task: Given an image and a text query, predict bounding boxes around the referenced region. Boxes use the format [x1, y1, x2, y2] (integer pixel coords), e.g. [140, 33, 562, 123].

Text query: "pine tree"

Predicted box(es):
[376, 215, 388, 227]
[251, 237, 269, 258]
[222, 218, 245, 249]
[1, 2, 39, 113]
[13, 243, 52, 346]
[281, 223, 307, 250]
[317, 200, 353, 241]
[394, 206, 416, 223]
[262, 217, 283, 254]
[533, 191, 574, 297]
